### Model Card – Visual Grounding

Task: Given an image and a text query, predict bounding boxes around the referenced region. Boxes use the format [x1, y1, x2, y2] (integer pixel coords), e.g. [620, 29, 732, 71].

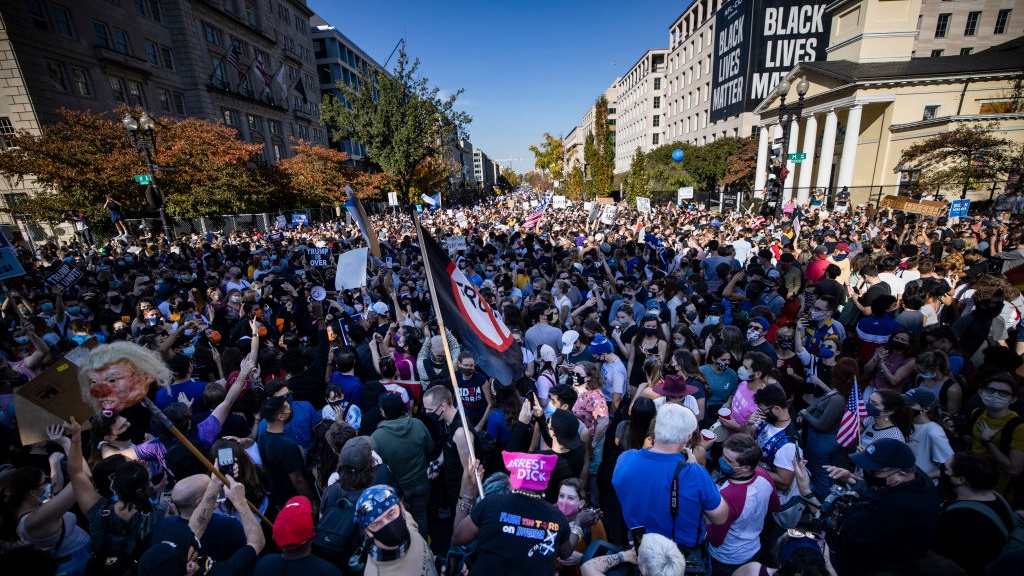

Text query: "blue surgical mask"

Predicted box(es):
[718, 457, 735, 477]
[919, 373, 935, 380]
[124, 257, 133, 264]
[706, 315, 720, 326]
[674, 339, 686, 347]
[866, 403, 882, 418]
[146, 317, 159, 325]
[818, 348, 836, 359]
[71, 334, 89, 345]
[39, 482, 51, 503]
[14, 336, 29, 345]
[67, 306, 81, 315]
[40, 303, 54, 312]
[182, 346, 195, 357]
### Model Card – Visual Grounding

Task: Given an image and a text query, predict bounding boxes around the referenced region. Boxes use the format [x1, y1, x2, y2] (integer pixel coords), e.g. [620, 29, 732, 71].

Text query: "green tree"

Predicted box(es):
[564, 161, 585, 201]
[583, 132, 597, 197]
[591, 96, 615, 196]
[500, 167, 522, 190]
[898, 123, 1012, 198]
[528, 132, 565, 182]
[320, 49, 470, 204]
[624, 147, 651, 208]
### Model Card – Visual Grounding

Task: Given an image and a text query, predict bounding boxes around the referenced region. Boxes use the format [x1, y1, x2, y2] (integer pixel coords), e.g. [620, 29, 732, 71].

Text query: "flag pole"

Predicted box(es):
[855, 378, 863, 452]
[412, 208, 484, 496]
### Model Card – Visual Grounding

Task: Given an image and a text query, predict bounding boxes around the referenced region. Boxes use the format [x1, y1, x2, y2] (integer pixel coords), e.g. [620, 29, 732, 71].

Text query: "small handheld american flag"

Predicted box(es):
[836, 379, 867, 448]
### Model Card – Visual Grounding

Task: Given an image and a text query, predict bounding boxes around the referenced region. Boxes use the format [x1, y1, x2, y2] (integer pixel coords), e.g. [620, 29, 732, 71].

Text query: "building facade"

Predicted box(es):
[0, 0, 324, 219]
[563, 125, 584, 170]
[614, 49, 666, 174]
[473, 148, 495, 188]
[312, 16, 382, 167]
[753, 0, 1024, 206]
[913, 0, 1019, 58]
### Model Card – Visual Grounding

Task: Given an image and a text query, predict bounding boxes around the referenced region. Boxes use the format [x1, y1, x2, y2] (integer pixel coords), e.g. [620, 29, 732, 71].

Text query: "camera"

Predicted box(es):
[802, 483, 859, 532]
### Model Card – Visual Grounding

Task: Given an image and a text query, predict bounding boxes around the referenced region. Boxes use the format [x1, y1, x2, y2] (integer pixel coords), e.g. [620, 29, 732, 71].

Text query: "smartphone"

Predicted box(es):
[217, 447, 235, 475]
[630, 526, 646, 553]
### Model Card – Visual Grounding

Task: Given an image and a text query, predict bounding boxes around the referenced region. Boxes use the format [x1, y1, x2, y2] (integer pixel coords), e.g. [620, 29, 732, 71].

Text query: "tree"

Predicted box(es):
[564, 161, 585, 201]
[591, 96, 615, 196]
[320, 49, 470, 204]
[278, 139, 385, 205]
[528, 132, 565, 182]
[409, 154, 459, 201]
[624, 148, 651, 208]
[583, 132, 597, 197]
[523, 170, 552, 192]
[500, 167, 522, 190]
[898, 123, 1012, 199]
[720, 136, 758, 193]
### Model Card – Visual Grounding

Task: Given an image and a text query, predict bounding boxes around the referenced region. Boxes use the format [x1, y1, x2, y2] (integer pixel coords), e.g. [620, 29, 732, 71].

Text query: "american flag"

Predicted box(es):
[836, 380, 867, 448]
[225, 44, 246, 83]
[522, 200, 547, 229]
[253, 52, 271, 91]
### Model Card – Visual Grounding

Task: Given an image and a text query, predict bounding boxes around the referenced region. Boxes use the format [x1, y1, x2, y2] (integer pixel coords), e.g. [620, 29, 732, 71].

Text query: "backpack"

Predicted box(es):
[312, 488, 361, 571]
[87, 500, 163, 576]
[947, 494, 1024, 556]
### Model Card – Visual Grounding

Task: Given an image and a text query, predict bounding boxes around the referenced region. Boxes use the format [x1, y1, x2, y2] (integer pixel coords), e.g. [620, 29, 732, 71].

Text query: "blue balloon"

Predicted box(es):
[672, 148, 685, 163]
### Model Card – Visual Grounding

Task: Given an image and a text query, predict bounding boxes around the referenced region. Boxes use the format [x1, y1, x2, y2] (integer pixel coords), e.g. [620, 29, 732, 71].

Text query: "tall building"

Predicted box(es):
[473, 148, 492, 187]
[614, 49, 667, 174]
[0, 0, 323, 217]
[312, 16, 382, 167]
[913, 0, 1019, 58]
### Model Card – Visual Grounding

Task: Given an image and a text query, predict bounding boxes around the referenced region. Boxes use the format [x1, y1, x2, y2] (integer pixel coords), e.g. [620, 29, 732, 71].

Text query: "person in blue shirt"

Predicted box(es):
[154, 353, 208, 412]
[257, 380, 318, 452]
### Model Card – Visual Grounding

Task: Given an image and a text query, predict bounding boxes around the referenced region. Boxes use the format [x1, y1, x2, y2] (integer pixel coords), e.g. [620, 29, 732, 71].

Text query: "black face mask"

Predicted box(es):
[864, 473, 889, 489]
[372, 514, 410, 548]
[663, 363, 677, 375]
[115, 427, 133, 442]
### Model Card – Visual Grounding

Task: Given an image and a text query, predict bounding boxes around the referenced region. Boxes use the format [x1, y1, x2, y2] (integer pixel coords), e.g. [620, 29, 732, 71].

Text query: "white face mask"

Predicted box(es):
[230, 295, 241, 303]
[737, 366, 754, 381]
[981, 390, 1011, 411]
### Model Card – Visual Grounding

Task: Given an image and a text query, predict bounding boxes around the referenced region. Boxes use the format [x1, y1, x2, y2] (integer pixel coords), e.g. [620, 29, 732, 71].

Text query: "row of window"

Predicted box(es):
[25, 0, 162, 36]
[929, 47, 974, 57]
[935, 9, 1012, 38]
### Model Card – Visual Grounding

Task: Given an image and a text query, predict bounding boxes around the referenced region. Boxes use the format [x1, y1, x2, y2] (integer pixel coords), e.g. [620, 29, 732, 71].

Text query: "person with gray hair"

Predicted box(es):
[580, 532, 687, 576]
[612, 403, 728, 556]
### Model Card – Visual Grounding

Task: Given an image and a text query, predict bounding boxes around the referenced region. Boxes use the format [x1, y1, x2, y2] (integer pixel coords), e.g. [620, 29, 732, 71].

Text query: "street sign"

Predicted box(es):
[133, 174, 152, 185]
[788, 152, 807, 163]
[949, 199, 971, 218]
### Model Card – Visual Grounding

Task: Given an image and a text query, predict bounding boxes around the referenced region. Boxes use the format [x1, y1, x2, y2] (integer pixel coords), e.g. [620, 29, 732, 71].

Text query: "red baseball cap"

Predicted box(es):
[273, 496, 315, 549]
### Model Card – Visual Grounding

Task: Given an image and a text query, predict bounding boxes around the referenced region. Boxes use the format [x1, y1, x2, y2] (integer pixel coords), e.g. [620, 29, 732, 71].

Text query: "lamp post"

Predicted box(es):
[123, 111, 174, 240]
[771, 77, 809, 219]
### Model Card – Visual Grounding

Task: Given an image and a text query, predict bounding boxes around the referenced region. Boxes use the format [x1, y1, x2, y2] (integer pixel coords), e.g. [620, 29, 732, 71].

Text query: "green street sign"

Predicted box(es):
[134, 174, 152, 185]
[788, 152, 807, 163]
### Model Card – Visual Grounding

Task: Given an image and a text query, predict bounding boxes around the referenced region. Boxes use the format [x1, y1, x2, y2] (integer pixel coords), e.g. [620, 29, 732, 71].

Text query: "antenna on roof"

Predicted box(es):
[384, 36, 405, 69]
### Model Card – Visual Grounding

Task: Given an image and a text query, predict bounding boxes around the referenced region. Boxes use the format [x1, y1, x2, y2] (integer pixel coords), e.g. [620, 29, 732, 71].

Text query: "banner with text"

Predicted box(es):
[745, 0, 830, 112]
[710, 0, 753, 124]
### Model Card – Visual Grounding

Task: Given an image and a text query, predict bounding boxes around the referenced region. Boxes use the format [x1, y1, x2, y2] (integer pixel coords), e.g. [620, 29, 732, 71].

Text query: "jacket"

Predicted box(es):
[372, 415, 435, 494]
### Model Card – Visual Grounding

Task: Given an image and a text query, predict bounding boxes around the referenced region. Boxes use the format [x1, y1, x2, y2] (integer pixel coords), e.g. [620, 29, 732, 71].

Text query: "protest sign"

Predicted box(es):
[291, 213, 309, 226]
[636, 197, 651, 213]
[335, 247, 368, 290]
[0, 230, 25, 281]
[552, 195, 567, 209]
[678, 187, 695, 203]
[306, 246, 331, 267]
[275, 215, 287, 229]
[878, 195, 946, 217]
[447, 235, 467, 252]
[45, 262, 83, 292]
[601, 205, 619, 225]
[14, 346, 94, 445]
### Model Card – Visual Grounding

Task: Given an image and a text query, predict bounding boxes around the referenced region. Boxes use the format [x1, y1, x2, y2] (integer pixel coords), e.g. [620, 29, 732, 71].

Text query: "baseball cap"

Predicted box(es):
[273, 496, 315, 549]
[139, 519, 198, 576]
[339, 436, 375, 471]
[813, 245, 829, 255]
[850, 438, 915, 472]
[561, 330, 580, 355]
[903, 388, 936, 409]
[371, 302, 389, 315]
[539, 344, 558, 363]
[355, 484, 401, 531]
[835, 242, 851, 253]
[549, 409, 583, 450]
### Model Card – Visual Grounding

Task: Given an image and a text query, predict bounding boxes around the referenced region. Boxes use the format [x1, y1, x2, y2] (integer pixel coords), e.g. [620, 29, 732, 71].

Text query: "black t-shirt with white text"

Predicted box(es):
[469, 493, 569, 576]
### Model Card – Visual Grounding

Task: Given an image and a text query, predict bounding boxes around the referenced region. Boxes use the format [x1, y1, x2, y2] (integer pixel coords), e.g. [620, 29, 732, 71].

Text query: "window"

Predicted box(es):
[26, 0, 49, 30]
[93, 21, 110, 48]
[0, 118, 15, 150]
[965, 11, 980, 36]
[223, 109, 237, 126]
[109, 76, 126, 103]
[653, 96, 661, 109]
[247, 114, 262, 132]
[126, 80, 145, 106]
[160, 46, 174, 70]
[995, 9, 1011, 34]
[203, 22, 223, 46]
[653, 115, 660, 127]
[960, 47, 973, 56]
[145, 41, 160, 66]
[653, 78, 661, 90]
[273, 142, 285, 161]
[53, 5, 74, 37]
[268, 120, 281, 135]
[923, 105, 940, 120]
[134, 0, 147, 15]
[46, 60, 69, 92]
[931, 49, 944, 57]
[150, 0, 163, 22]
[112, 28, 132, 55]
[71, 67, 92, 96]
[652, 133, 660, 145]
[172, 93, 186, 115]
[158, 89, 172, 113]
[211, 59, 226, 89]
[935, 13, 951, 38]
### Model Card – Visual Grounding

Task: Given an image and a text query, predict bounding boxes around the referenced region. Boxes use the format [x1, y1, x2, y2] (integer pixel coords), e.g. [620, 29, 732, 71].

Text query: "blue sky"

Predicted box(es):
[308, 1, 690, 174]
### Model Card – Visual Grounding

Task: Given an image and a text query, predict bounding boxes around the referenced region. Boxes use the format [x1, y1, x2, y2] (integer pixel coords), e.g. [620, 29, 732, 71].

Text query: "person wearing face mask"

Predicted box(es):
[699, 345, 739, 428]
[824, 439, 940, 576]
[953, 286, 1012, 367]
[864, 329, 918, 394]
[800, 296, 845, 356]
[707, 435, 782, 576]
[861, 390, 914, 449]
[553, 478, 606, 572]
[969, 374, 1024, 502]
[351, 484, 435, 575]
[903, 388, 954, 483]
[742, 316, 777, 365]
[257, 396, 319, 516]
[932, 453, 1015, 576]
[773, 327, 804, 398]
[720, 352, 773, 434]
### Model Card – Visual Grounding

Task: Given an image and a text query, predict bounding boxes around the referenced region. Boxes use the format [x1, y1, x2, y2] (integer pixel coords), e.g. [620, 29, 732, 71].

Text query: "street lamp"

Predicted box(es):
[123, 111, 174, 239]
[770, 77, 809, 219]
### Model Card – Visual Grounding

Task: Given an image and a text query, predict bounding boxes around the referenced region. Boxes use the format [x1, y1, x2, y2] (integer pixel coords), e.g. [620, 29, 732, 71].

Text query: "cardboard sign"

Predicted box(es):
[268, 231, 284, 243]
[45, 262, 83, 292]
[388, 192, 399, 206]
[601, 205, 619, 225]
[291, 213, 309, 226]
[588, 203, 601, 223]
[335, 247, 369, 291]
[678, 187, 695, 202]
[0, 230, 25, 280]
[636, 197, 651, 213]
[14, 347, 94, 445]
[878, 195, 947, 217]
[552, 195, 567, 209]
[596, 197, 614, 205]
[306, 246, 331, 267]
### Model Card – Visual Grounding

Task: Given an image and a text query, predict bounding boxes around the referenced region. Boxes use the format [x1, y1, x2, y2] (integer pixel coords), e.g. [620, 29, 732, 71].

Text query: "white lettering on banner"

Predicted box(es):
[763, 5, 825, 35]
[712, 76, 744, 109]
[515, 468, 549, 482]
[447, 263, 513, 351]
[764, 38, 818, 68]
[507, 458, 549, 470]
[750, 71, 789, 100]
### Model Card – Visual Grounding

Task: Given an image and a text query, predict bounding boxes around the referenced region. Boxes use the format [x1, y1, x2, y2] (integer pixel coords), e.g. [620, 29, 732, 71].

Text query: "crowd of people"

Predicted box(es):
[0, 184, 1023, 576]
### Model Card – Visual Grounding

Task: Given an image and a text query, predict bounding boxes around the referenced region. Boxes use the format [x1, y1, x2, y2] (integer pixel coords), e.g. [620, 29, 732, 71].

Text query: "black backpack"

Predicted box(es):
[312, 488, 361, 571]
[87, 500, 163, 576]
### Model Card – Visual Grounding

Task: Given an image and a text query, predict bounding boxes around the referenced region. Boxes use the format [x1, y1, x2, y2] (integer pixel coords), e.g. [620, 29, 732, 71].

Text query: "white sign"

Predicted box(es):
[447, 235, 467, 252]
[583, 201, 594, 212]
[335, 247, 369, 290]
[456, 212, 468, 227]
[552, 195, 567, 209]
[388, 192, 399, 206]
[678, 187, 694, 202]
[636, 197, 651, 213]
[530, 199, 539, 208]
[600, 205, 619, 225]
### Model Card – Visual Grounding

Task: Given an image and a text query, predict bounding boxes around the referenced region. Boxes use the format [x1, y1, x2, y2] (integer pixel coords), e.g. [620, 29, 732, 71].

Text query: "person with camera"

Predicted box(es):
[824, 438, 940, 576]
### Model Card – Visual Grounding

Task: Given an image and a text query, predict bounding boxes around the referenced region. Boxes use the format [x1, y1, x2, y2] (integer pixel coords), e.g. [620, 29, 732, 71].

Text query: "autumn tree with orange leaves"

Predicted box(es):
[278, 139, 385, 205]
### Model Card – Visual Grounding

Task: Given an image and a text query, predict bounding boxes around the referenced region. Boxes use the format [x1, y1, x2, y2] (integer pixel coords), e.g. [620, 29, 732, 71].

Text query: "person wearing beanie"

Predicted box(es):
[354, 484, 436, 575]
[453, 452, 593, 575]
[371, 395, 435, 538]
[254, 496, 338, 576]
[742, 316, 777, 365]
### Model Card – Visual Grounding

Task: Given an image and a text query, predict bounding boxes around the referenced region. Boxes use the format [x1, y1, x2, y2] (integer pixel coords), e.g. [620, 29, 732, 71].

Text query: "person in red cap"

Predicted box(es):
[253, 496, 339, 576]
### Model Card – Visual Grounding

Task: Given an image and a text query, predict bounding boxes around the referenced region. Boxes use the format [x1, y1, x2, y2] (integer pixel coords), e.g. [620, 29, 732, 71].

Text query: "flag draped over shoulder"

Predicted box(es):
[344, 186, 380, 258]
[418, 226, 524, 386]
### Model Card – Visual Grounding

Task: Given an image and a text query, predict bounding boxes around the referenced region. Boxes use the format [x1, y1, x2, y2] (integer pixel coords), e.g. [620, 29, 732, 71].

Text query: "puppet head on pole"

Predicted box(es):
[78, 341, 172, 416]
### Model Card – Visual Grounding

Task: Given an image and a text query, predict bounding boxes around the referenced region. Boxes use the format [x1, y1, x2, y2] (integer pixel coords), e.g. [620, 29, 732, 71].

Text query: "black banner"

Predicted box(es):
[45, 262, 83, 292]
[746, 0, 831, 110]
[710, 0, 752, 124]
